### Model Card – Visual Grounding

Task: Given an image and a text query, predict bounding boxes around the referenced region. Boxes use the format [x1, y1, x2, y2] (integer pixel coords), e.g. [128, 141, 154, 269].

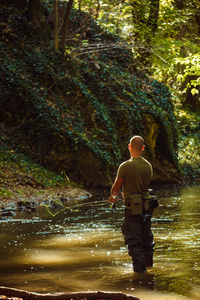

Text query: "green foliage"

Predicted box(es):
[0, 2, 181, 186]
[146, 0, 200, 108]
[0, 188, 13, 198]
[76, 0, 200, 112]
[176, 53, 200, 94]
[175, 108, 200, 178]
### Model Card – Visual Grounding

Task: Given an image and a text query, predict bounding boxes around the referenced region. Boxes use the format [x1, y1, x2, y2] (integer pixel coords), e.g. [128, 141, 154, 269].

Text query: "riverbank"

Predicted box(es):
[0, 185, 93, 219]
[1, 177, 199, 219]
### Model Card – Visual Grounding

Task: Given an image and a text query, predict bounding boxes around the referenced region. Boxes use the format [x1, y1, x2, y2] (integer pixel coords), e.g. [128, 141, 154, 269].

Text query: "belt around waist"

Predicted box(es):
[125, 203, 131, 209]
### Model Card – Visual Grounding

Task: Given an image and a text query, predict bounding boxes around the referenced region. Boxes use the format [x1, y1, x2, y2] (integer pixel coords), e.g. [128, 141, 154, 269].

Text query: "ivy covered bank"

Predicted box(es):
[0, 2, 180, 189]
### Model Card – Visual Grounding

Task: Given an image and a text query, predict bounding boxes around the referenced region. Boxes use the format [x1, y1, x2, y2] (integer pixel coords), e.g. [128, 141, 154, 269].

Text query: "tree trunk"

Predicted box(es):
[59, 0, 74, 52]
[95, 0, 100, 19]
[78, 0, 83, 11]
[54, 0, 59, 51]
[147, 0, 159, 35]
[131, 0, 146, 37]
[131, 0, 160, 70]
[195, 11, 200, 35]
[26, 0, 42, 30]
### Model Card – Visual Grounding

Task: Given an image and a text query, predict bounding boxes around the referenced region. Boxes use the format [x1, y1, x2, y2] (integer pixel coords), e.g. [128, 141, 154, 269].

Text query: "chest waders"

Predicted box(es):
[121, 190, 158, 273]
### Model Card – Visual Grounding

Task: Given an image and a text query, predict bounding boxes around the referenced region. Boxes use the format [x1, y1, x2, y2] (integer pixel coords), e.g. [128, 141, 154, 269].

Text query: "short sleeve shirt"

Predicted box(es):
[117, 157, 153, 199]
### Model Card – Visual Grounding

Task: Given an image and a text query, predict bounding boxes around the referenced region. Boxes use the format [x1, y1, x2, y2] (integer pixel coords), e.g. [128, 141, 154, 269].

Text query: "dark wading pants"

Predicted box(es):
[122, 209, 155, 270]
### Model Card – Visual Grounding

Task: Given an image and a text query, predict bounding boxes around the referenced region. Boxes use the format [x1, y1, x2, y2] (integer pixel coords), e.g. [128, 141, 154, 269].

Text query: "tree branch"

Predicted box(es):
[0, 287, 139, 300]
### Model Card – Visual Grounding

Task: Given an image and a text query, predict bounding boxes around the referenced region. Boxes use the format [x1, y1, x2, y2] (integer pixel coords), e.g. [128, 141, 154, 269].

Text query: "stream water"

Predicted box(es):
[0, 182, 200, 300]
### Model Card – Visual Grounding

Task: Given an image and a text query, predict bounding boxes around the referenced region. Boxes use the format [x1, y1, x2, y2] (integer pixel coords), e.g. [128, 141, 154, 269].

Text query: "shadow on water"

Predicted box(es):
[0, 182, 200, 300]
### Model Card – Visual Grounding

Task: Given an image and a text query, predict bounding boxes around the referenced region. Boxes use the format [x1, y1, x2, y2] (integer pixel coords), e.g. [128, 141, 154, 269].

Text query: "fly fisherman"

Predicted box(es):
[109, 135, 157, 273]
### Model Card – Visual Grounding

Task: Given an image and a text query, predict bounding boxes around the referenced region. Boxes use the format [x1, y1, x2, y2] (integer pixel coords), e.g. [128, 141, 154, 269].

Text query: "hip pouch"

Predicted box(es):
[129, 194, 143, 215]
[142, 189, 159, 211]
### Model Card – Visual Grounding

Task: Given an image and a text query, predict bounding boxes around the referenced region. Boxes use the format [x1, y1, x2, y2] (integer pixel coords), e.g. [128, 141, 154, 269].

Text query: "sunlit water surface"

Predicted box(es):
[0, 182, 200, 300]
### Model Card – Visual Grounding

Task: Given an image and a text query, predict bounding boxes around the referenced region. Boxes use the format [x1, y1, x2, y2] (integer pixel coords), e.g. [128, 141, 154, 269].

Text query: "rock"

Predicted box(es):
[17, 201, 36, 212]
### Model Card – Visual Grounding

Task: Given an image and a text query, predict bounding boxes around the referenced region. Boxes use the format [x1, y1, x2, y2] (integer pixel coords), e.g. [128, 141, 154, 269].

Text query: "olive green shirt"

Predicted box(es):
[117, 156, 153, 199]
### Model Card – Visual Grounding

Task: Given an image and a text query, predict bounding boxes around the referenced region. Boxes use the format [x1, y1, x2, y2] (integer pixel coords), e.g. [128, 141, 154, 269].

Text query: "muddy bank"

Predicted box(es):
[0, 187, 94, 220]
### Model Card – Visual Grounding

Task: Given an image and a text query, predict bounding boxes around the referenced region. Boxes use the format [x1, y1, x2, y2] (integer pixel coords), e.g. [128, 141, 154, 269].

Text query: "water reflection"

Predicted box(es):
[0, 182, 200, 300]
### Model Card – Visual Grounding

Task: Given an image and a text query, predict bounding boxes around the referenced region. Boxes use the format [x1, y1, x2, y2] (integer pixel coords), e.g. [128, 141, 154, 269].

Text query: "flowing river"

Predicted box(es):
[0, 182, 200, 300]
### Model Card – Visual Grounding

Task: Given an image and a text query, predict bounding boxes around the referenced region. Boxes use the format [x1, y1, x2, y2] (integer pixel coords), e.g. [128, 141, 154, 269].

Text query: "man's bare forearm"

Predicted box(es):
[109, 177, 123, 203]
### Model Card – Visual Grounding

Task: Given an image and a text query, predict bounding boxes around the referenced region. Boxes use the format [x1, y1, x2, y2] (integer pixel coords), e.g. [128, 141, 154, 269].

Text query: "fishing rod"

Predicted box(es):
[42, 198, 111, 217]
[62, 199, 109, 209]
[42, 196, 122, 217]
[65, 198, 120, 210]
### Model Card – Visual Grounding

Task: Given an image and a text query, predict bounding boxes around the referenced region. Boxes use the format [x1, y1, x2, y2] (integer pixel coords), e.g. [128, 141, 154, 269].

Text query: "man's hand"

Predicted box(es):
[108, 196, 116, 203]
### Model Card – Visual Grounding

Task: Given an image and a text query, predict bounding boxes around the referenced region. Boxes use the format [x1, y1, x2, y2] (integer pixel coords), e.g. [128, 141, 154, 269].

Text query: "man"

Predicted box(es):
[109, 135, 155, 273]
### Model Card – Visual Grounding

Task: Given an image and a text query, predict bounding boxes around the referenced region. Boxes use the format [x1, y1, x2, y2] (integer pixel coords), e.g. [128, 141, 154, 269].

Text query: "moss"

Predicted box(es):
[0, 188, 13, 198]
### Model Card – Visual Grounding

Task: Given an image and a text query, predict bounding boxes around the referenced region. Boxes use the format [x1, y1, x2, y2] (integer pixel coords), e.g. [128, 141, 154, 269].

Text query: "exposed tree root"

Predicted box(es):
[0, 287, 140, 300]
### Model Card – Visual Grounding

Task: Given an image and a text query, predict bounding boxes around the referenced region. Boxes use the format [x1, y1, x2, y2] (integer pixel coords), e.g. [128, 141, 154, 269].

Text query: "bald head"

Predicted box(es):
[129, 136, 145, 157]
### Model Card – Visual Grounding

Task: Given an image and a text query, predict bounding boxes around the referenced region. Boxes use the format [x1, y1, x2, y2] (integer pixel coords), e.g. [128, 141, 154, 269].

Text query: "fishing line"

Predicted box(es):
[42, 193, 124, 217]
[41, 198, 110, 217]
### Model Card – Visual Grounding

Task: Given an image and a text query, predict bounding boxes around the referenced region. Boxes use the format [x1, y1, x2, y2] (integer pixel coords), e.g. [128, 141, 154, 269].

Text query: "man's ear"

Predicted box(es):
[128, 144, 131, 151]
[142, 145, 145, 152]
